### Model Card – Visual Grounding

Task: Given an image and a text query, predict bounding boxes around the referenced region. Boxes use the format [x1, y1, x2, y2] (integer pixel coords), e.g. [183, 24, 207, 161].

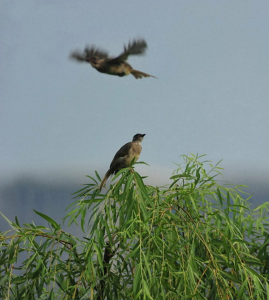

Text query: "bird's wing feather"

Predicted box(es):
[84, 46, 109, 59]
[108, 39, 147, 64]
[70, 46, 109, 62]
[110, 142, 132, 168]
[69, 51, 86, 62]
[113, 142, 132, 159]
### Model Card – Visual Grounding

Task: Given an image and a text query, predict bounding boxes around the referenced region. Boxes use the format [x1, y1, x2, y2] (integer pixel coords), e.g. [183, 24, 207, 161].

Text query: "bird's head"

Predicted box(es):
[132, 133, 146, 142]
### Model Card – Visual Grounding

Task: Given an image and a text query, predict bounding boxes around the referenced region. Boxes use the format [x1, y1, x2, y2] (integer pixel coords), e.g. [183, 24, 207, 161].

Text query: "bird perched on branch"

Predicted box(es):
[70, 39, 156, 79]
[99, 133, 146, 190]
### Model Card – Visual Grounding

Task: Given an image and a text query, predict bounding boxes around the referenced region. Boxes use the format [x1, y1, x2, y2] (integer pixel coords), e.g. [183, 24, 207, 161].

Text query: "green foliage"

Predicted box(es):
[1, 154, 269, 299]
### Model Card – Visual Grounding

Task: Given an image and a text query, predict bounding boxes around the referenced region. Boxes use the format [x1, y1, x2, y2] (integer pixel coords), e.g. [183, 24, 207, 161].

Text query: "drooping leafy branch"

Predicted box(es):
[1, 154, 269, 299]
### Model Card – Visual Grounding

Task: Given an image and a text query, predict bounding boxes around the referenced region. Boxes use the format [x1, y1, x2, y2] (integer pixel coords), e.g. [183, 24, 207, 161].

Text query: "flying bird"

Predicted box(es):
[99, 133, 146, 190]
[70, 39, 156, 79]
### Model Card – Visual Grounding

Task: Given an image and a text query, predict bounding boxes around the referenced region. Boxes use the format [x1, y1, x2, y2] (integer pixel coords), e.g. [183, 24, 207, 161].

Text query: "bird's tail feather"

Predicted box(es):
[99, 169, 113, 190]
[131, 69, 157, 79]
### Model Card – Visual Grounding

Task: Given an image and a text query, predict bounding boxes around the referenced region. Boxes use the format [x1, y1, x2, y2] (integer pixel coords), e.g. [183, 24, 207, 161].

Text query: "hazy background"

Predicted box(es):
[1, 1, 269, 231]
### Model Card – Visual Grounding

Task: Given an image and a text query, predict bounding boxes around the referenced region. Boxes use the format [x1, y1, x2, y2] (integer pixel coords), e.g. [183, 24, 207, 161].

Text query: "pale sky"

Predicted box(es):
[1, 1, 269, 214]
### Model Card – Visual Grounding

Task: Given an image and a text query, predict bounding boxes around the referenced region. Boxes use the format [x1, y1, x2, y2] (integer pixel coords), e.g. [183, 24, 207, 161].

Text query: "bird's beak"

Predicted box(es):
[142, 134, 146, 137]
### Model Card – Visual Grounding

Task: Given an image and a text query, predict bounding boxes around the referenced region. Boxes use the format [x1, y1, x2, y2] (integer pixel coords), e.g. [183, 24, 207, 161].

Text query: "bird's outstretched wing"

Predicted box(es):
[70, 46, 109, 62]
[109, 39, 147, 64]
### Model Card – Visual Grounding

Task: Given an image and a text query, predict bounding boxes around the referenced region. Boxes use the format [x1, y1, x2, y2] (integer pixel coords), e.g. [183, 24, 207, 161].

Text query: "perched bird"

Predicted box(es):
[99, 133, 146, 190]
[70, 39, 156, 79]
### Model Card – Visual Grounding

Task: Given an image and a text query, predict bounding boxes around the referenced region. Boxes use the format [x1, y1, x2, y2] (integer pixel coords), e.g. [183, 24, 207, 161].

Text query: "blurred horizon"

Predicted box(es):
[1, 156, 267, 233]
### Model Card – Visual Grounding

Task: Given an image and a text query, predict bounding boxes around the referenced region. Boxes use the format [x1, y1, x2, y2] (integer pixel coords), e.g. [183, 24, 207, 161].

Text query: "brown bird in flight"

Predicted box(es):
[70, 39, 156, 79]
[99, 133, 146, 190]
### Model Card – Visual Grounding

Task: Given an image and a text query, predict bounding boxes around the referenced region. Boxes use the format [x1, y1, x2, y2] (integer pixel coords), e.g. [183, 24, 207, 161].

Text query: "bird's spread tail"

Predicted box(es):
[130, 69, 157, 79]
[99, 169, 113, 190]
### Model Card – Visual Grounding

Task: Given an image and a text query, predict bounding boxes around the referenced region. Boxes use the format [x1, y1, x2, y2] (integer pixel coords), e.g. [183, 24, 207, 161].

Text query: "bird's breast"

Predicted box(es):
[125, 143, 142, 163]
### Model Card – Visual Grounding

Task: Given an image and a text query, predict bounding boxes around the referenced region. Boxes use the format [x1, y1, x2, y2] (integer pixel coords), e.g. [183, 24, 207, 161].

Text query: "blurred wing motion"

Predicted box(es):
[70, 46, 109, 62]
[109, 39, 147, 63]
[69, 38, 156, 79]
